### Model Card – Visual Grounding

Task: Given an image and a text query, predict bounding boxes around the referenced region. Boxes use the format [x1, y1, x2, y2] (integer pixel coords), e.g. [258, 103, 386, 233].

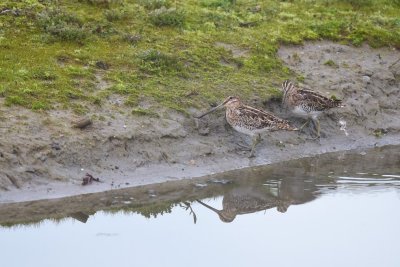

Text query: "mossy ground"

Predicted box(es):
[0, 0, 399, 114]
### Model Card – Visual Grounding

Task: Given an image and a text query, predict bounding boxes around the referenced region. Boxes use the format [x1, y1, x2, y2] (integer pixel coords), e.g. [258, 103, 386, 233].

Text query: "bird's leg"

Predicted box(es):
[249, 134, 261, 158]
[316, 119, 321, 138]
[236, 143, 251, 151]
[235, 135, 251, 151]
[298, 119, 310, 132]
[311, 118, 321, 140]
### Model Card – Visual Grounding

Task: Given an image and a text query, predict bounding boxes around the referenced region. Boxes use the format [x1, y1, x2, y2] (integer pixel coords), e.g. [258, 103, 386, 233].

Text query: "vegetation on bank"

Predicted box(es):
[0, 0, 399, 114]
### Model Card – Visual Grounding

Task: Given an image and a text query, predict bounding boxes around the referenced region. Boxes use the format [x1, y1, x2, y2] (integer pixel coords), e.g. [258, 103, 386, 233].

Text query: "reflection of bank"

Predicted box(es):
[196, 176, 319, 223]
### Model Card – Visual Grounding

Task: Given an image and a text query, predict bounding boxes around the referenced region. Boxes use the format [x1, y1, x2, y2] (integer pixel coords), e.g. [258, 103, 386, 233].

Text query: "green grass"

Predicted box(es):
[0, 0, 399, 113]
[131, 107, 159, 117]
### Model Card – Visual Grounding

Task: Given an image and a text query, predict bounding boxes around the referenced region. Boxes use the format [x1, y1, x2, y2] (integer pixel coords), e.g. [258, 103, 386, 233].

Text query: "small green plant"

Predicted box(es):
[32, 70, 57, 81]
[330, 94, 339, 100]
[104, 9, 125, 21]
[66, 66, 93, 77]
[132, 107, 159, 117]
[324, 59, 339, 68]
[296, 74, 305, 82]
[0, 86, 6, 97]
[81, 0, 122, 7]
[5, 96, 26, 106]
[37, 8, 88, 42]
[109, 83, 131, 94]
[122, 34, 142, 45]
[201, 0, 234, 8]
[149, 7, 185, 27]
[276, 140, 286, 148]
[292, 52, 301, 62]
[324, 0, 374, 9]
[138, 49, 182, 74]
[310, 20, 348, 40]
[139, 0, 171, 10]
[31, 101, 50, 110]
[373, 128, 388, 138]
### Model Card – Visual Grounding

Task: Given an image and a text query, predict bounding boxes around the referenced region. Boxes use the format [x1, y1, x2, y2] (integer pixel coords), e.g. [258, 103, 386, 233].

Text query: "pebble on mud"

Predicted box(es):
[362, 76, 371, 83]
[72, 117, 92, 129]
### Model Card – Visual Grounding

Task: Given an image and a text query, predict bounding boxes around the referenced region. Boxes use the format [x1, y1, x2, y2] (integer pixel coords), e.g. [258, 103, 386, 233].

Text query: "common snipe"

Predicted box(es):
[196, 96, 297, 157]
[281, 80, 344, 139]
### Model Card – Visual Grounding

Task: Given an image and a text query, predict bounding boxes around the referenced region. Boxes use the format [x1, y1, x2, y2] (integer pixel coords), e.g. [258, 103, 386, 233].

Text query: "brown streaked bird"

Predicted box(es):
[195, 96, 297, 158]
[281, 80, 344, 139]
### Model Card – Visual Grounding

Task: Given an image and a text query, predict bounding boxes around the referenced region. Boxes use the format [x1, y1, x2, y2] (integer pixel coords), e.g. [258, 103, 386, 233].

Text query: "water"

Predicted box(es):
[1, 146, 400, 267]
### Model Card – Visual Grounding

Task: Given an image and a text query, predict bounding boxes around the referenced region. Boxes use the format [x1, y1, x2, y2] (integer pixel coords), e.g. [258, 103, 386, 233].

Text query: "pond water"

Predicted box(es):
[1, 146, 400, 267]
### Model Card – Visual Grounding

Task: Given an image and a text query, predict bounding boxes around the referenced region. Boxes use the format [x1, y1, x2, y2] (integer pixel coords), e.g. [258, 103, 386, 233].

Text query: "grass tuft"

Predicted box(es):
[149, 7, 185, 27]
[138, 49, 183, 74]
[139, 0, 171, 10]
[324, 59, 339, 68]
[131, 108, 159, 117]
[37, 8, 88, 42]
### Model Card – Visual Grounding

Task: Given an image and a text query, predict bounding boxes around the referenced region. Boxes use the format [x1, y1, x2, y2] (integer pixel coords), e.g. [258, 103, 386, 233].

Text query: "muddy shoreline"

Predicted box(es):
[1, 144, 399, 227]
[1, 41, 399, 203]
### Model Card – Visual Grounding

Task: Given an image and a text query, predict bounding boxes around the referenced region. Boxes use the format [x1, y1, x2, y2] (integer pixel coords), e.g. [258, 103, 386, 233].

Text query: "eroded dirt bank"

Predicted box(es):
[1, 41, 399, 203]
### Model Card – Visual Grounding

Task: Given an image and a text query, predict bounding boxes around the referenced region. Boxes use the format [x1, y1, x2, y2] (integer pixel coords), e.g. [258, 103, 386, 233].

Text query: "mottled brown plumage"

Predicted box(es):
[196, 96, 297, 157]
[282, 80, 343, 138]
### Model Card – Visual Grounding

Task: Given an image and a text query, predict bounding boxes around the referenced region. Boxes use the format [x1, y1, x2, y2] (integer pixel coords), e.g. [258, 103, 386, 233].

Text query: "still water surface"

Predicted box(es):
[1, 146, 400, 267]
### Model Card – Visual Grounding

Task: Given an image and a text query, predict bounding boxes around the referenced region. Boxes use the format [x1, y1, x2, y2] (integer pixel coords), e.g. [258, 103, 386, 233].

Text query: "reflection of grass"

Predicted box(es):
[0, 201, 178, 227]
[0, 0, 399, 113]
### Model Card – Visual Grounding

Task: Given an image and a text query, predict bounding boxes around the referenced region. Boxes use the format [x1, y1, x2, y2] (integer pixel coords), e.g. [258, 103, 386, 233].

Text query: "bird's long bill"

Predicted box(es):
[196, 199, 221, 214]
[195, 102, 224, 119]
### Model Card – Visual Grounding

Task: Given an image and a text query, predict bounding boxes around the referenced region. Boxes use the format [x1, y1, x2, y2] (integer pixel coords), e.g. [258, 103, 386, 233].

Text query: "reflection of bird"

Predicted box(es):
[281, 80, 343, 139]
[196, 187, 291, 223]
[196, 96, 297, 157]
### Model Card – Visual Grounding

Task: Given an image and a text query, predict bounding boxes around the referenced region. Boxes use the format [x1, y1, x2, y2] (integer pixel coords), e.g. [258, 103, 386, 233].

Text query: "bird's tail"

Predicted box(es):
[281, 80, 296, 93]
[281, 121, 298, 131]
[330, 98, 345, 108]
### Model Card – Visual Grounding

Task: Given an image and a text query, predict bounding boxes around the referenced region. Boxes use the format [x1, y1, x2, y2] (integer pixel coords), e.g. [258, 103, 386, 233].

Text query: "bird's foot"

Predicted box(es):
[307, 134, 320, 141]
[248, 151, 256, 158]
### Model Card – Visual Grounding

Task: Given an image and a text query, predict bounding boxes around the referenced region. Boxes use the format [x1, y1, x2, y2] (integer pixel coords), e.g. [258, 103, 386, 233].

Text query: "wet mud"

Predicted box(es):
[0, 145, 399, 227]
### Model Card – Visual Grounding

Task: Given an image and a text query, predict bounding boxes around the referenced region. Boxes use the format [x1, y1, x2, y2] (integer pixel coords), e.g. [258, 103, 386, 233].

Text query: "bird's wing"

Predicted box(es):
[237, 105, 287, 129]
[298, 89, 341, 110]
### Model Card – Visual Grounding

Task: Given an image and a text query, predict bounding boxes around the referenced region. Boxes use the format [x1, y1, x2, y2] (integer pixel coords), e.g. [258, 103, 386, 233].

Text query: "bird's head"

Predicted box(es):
[195, 96, 241, 119]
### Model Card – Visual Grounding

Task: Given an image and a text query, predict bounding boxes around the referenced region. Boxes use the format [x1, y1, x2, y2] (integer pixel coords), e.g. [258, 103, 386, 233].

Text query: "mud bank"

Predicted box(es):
[1, 41, 399, 203]
[1, 144, 399, 227]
